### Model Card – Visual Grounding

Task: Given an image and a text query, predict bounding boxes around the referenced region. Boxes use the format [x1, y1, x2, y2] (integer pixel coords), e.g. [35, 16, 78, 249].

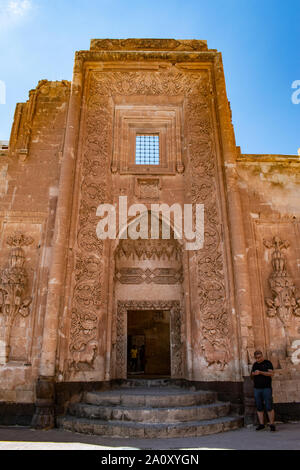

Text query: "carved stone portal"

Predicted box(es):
[65, 64, 233, 377]
[113, 300, 184, 379]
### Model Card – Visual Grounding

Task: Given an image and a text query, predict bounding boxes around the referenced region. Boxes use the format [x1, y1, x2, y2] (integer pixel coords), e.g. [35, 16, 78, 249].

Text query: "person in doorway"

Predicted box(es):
[251, 350, 276, 432]
[130, 345, 138, 372]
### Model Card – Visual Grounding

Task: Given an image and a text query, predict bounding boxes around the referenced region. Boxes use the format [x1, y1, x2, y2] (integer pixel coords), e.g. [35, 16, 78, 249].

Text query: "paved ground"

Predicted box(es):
[0, 422, 300, 450]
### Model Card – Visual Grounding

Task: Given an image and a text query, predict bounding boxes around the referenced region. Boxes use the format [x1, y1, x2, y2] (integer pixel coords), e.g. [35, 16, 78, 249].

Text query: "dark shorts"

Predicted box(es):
[254, 388, 273, 412]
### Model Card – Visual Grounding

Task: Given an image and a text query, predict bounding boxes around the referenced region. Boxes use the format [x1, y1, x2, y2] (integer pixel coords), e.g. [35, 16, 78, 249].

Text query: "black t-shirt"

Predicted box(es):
[251, 360, 273, 389]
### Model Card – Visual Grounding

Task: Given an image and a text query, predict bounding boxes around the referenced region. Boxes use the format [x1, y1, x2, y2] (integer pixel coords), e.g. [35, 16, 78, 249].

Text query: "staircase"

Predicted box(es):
[57, 379, 243, 438]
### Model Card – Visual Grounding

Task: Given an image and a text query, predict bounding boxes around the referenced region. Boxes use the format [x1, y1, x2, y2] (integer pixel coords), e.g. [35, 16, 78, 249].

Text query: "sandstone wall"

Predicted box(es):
[237, 152, 300, 400]
[0, 80, 70, 403]
[52, 40, 245, 385]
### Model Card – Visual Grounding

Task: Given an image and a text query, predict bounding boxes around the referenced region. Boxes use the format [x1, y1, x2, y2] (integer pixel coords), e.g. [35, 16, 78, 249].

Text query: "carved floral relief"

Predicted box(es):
[264, 236, 300, 352]
[0, 232, 33, 363]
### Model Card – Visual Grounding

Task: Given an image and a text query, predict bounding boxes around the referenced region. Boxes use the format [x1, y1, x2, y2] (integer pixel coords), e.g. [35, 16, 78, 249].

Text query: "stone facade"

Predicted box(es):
[0, 39, 299, 426]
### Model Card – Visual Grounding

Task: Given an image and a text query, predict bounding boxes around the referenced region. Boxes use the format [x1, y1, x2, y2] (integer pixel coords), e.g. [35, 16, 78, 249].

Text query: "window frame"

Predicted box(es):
[111, 103, 184, 175]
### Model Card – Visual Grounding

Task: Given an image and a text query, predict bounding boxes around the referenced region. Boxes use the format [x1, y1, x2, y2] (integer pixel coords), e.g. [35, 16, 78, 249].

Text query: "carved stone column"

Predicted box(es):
[32, 60, 83, 429]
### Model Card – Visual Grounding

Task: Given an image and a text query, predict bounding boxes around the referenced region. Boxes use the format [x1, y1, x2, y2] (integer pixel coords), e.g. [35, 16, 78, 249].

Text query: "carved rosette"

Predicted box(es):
[67, 66, 231, 373]
[0, 232, 33, 363]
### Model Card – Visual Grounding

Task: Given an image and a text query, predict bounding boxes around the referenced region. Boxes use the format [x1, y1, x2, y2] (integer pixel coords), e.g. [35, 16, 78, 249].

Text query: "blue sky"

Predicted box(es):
[0, 0, 299, 154]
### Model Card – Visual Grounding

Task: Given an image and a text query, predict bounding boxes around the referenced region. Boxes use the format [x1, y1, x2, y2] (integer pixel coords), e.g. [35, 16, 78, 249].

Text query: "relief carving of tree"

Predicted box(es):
[264, 236, 300, 352]
[0, 232, 33, 363]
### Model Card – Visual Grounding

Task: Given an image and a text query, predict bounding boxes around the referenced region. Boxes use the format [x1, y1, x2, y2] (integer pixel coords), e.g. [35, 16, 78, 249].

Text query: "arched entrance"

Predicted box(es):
[111, 216, 185, 379]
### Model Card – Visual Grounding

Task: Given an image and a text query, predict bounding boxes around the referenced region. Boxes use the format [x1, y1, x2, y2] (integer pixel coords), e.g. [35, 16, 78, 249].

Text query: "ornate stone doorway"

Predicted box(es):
[127, 310, 171, 377]
[114, 300, 184, 379]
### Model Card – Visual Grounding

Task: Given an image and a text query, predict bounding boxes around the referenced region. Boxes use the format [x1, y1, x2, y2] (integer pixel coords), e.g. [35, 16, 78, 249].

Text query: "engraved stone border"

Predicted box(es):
[115, 300, 184, 379]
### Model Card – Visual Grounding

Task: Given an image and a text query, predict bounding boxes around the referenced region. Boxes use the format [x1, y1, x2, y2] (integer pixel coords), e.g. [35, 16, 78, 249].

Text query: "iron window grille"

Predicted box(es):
[135, 135, 160, 165]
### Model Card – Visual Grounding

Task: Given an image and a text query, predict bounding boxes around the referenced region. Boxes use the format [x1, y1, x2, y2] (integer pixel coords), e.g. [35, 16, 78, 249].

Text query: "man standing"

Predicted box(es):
[130, 345, 138, 373]
[251, 350, 276, 431]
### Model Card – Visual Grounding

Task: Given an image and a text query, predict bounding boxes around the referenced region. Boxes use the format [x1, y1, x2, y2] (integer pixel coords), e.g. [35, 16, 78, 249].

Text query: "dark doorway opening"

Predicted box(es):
[127, 310, 171, 377]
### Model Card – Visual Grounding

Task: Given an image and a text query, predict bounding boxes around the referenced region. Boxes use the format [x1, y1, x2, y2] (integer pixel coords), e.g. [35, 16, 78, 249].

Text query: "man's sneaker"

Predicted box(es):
[270, 424, 276, 432]
[256, 424, 265, 431]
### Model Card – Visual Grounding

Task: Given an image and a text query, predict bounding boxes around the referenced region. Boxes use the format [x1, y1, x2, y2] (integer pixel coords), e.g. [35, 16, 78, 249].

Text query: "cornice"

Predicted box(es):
[90, 38, 209, 52]
[73, 50, 217, 73]
[237, 154, 300, 164]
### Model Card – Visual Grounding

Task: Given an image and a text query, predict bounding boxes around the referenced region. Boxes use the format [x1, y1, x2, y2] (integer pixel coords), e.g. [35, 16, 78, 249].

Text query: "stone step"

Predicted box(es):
[57, 415, 244, 438]
[58, 381, 243, 438]
[69, 401, 230, 423]
[119, 379, 180, 388]
[84, 388, 217, 408]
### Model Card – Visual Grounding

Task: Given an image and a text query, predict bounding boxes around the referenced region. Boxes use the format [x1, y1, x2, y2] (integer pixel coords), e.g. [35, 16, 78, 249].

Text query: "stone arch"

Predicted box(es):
[110, 211, 186, 379]
[115, 208, 186, 249]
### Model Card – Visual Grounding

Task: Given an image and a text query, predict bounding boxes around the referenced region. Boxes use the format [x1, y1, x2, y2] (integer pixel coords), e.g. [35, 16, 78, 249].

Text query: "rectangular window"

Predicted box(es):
[135, 134, 160, 165]
[112, 102, 183, 174]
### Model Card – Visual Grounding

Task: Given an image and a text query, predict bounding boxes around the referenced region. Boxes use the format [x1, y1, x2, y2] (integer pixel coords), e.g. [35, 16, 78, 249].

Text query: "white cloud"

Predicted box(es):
[0, 0, 32, 28]
[7, 0, 32, 16]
